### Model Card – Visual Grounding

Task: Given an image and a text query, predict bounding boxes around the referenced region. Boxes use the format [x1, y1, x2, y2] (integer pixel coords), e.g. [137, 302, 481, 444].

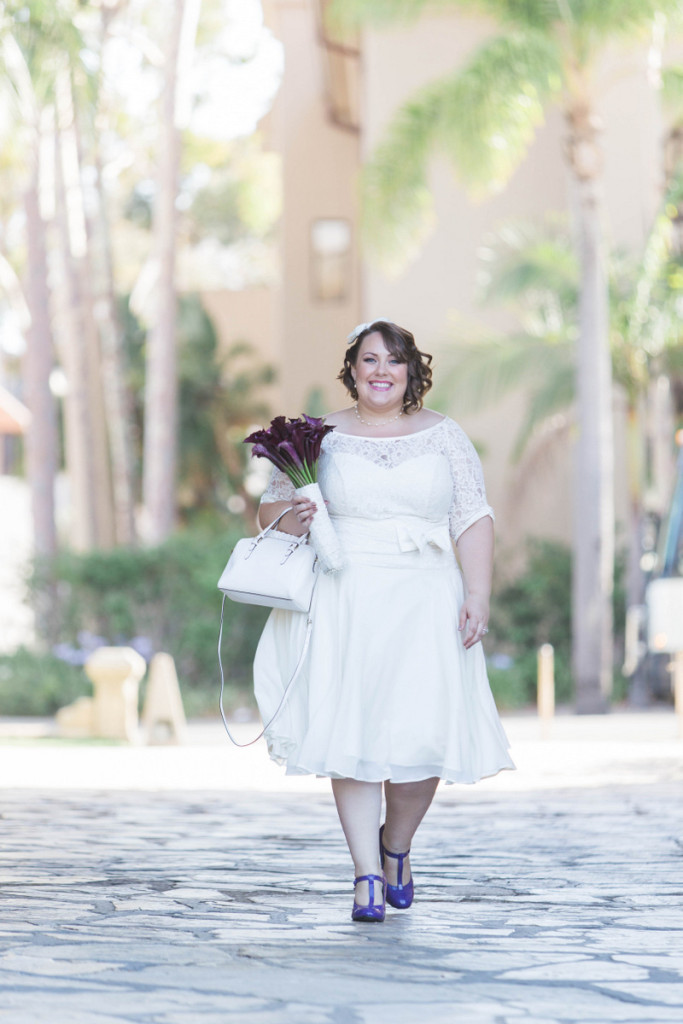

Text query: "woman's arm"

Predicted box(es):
[456, 516, 494, 650]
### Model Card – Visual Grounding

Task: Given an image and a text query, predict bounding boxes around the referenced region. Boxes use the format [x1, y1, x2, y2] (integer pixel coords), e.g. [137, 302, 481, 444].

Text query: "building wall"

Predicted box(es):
[201, 286, 278, 405]
[360, 15, 663, 552]
[263, 0, 362, 417]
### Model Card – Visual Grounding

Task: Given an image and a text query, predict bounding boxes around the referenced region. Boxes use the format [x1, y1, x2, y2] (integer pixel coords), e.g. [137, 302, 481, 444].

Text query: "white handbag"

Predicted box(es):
[217, 507, 317, 613]
[217, 507, 319, 747]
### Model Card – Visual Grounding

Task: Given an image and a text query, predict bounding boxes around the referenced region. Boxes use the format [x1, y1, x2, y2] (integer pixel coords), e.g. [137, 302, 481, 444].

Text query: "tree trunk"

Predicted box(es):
[624, 401, 646, 608]
[54, 106, 112, 551]
[87, 141, 138, 546]
[566, 101, 614, 714]
[84, 4, 138, 547]
[142, 0, 186, 544]
[93, 161, 138, 546]
[23, 152, 58, 559]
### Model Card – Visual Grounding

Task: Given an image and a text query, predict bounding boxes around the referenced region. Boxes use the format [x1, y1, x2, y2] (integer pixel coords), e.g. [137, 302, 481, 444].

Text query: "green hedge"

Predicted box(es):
[26, 528, 270, 717]
[0, 648, 89, 716]
[486, 540, 573, 708]
[6, 533, 626, 718]
[486, 539, 626, 709]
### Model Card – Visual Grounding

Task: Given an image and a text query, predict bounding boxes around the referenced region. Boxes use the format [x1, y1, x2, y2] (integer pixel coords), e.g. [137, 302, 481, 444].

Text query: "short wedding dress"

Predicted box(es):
[254, 416, 515, 784]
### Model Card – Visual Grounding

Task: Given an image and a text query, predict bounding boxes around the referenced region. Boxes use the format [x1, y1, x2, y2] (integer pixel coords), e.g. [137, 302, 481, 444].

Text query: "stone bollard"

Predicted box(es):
[56, 695, 95, 738]
[537, 643, 555, 738]
[142, 652, 187, 745]
[84, 647, 147, 742]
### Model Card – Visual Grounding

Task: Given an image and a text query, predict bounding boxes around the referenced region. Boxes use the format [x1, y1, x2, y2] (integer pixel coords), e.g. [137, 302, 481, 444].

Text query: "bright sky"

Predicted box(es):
[0, 1, 284, 358]
[102, 0, 284, 141]
[189, 0, 284, 140]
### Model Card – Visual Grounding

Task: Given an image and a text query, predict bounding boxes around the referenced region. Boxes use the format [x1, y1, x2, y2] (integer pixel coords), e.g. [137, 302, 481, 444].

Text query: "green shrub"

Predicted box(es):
[27, 527, 270, 716]
[487, 539, 626, 708]
[0, 648, 89, 716]
[487, 540, 574, 707]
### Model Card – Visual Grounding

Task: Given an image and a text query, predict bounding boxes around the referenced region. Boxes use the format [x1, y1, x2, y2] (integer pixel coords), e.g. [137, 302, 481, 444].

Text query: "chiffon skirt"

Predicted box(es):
[253, 517, 515, 785]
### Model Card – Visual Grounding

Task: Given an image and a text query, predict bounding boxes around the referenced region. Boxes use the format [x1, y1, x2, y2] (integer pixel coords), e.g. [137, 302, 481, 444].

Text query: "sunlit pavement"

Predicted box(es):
[1, 711, 682, 1023]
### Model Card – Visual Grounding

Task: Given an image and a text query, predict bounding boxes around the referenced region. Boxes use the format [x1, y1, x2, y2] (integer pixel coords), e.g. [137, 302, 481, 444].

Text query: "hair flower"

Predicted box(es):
[346, 318, 394, 345]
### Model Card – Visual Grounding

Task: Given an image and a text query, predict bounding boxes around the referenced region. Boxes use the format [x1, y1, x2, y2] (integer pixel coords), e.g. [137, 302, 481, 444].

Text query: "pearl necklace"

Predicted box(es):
[354, 402, 404, 427]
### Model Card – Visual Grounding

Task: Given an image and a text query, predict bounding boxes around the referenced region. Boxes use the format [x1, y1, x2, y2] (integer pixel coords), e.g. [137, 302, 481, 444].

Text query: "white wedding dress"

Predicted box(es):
[253, 416, 515, 785]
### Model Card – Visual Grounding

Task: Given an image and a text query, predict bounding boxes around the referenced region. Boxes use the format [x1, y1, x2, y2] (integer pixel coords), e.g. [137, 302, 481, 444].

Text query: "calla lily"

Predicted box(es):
[244, 415, 336, 485]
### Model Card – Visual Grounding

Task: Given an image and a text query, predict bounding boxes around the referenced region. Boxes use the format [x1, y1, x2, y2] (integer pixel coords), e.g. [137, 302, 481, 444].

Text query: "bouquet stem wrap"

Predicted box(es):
[296, 482, 344, 574]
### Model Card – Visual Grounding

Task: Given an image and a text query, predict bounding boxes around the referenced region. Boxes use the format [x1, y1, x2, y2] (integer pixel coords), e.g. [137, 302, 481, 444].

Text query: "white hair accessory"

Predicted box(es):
[346, 318, 393, 345]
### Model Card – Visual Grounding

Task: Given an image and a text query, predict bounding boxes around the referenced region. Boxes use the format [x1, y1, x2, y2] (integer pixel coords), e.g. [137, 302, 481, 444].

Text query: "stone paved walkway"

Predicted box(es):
[1, 713, 683, 1023]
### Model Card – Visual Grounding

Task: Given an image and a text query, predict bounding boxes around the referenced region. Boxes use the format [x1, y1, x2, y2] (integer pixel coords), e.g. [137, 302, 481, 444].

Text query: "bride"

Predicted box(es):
[255, 318, 514, 922]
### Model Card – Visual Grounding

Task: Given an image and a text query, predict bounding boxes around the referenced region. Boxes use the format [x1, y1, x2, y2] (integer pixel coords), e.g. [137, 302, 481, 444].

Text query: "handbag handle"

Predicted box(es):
[256, 505, 308, 543]
[218, 592, 315, 747]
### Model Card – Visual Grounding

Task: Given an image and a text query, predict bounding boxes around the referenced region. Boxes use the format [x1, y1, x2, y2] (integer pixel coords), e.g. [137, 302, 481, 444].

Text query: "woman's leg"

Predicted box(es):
[382, 778, 439, 885]
[331, 778, 383, 905]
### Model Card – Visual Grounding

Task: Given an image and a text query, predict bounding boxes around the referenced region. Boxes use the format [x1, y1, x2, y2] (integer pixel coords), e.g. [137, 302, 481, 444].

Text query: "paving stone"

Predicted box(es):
[1, 713, 682, 1022]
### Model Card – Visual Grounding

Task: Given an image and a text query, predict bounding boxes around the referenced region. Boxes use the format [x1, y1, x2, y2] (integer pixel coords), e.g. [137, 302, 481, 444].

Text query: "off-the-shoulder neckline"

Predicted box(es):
[329, 415, 447, 441]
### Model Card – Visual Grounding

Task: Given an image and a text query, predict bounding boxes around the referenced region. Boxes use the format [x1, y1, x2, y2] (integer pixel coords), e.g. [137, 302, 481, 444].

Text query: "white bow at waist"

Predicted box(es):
[331, 515, 452, 558]
[396, 522, 451, 554]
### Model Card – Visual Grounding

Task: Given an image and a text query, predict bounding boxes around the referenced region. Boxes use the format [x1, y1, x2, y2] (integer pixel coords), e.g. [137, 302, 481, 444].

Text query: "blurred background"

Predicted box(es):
[2, 0, 683, 724]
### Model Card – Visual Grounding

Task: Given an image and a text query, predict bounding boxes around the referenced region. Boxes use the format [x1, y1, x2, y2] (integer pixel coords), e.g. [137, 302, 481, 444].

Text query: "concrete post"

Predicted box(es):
[142, 652, 187, 745]
[537, 643, 555, 738]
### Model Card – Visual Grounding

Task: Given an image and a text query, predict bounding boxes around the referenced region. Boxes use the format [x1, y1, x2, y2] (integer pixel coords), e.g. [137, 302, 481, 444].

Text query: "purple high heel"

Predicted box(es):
[380, 824, 414, 910]
[351, 873, 386, 922]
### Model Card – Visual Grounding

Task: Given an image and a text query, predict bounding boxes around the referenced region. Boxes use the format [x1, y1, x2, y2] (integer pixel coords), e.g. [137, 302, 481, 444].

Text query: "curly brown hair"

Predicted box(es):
[338, 320, 433, 413]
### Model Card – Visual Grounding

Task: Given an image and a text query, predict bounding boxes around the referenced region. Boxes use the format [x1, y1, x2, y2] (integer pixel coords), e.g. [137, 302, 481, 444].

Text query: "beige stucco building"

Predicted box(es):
[209, 0, 673, 553]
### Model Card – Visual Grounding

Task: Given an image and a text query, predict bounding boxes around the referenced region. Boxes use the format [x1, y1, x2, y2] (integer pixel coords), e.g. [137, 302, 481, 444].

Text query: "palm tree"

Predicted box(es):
[0, 12, 67, 558]
[436, 197, 683, 687]
[23, 153, 58, 558]
[142, 0, 201, 544]
[329, 0, 683, 712]
[2, 0, 130, 551]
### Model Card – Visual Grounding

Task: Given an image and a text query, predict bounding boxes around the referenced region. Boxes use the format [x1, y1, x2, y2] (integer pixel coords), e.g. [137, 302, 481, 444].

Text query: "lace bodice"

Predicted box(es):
[260, 417, 494, 542]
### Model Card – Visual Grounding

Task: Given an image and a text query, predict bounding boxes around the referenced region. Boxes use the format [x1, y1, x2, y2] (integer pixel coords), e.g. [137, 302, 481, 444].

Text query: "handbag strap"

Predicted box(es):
[217, 590, 316, 748]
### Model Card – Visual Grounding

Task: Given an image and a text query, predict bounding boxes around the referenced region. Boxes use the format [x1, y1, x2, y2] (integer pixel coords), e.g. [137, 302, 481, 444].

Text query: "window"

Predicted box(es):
[310, 219, 351, 302]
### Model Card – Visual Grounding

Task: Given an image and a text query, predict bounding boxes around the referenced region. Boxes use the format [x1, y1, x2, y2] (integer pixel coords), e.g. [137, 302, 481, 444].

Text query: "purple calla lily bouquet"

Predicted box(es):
[244, 415, 335, 488]
[244, 416, 343, 573]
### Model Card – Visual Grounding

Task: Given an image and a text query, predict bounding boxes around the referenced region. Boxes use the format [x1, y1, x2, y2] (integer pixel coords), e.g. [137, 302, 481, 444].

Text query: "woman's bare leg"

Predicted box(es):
[331, 778, 383, 905]
[382, 778, 439, 885]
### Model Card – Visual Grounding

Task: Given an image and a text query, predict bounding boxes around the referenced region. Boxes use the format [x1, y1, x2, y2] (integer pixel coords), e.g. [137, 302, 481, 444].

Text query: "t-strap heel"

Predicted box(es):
[380, 825, 414, 909]
[351, 873, 386, 922]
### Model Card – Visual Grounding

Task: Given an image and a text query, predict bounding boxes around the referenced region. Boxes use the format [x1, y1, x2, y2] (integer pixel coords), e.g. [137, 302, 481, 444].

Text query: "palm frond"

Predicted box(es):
[326, 0, 448, 29]
[435, 329, 574, 461]
[329, 1, 560, 32]
[620, 171, 683, 372]
[512, 355, 574, 459]
[478, 218, 578, 311]
[436, 31, 563, 194]
[473, 1, 562, 31]
[361, 30, 562, 267]
[661, 66, 683, 115]
[564, 0, 683, 40]
[434, 332, 571, 414]
[508, 411, 573, 508]
[359, 91, 441, 272]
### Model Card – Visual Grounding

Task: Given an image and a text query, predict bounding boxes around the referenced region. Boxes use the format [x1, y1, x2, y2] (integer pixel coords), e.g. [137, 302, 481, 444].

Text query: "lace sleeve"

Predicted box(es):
[260, 466, 296, 505]
[442, 418, 495, 543]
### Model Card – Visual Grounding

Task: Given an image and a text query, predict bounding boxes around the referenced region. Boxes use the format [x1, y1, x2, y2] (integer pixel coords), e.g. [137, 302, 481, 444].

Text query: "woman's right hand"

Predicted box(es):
[292, 493, 318, 528]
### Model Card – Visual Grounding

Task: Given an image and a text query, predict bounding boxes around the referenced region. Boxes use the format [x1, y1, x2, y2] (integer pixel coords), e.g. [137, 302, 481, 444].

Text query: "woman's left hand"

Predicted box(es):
[292, 493, 318, 528]
[458, 593, 490, 650]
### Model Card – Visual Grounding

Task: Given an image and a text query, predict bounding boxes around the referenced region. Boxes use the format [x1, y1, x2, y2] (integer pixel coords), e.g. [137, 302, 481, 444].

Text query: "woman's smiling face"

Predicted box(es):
[352, 332, 408, 412]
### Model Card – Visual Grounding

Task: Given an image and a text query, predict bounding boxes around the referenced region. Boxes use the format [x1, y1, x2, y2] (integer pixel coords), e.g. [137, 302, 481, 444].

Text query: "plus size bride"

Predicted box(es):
[255, 319, 514, 922]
